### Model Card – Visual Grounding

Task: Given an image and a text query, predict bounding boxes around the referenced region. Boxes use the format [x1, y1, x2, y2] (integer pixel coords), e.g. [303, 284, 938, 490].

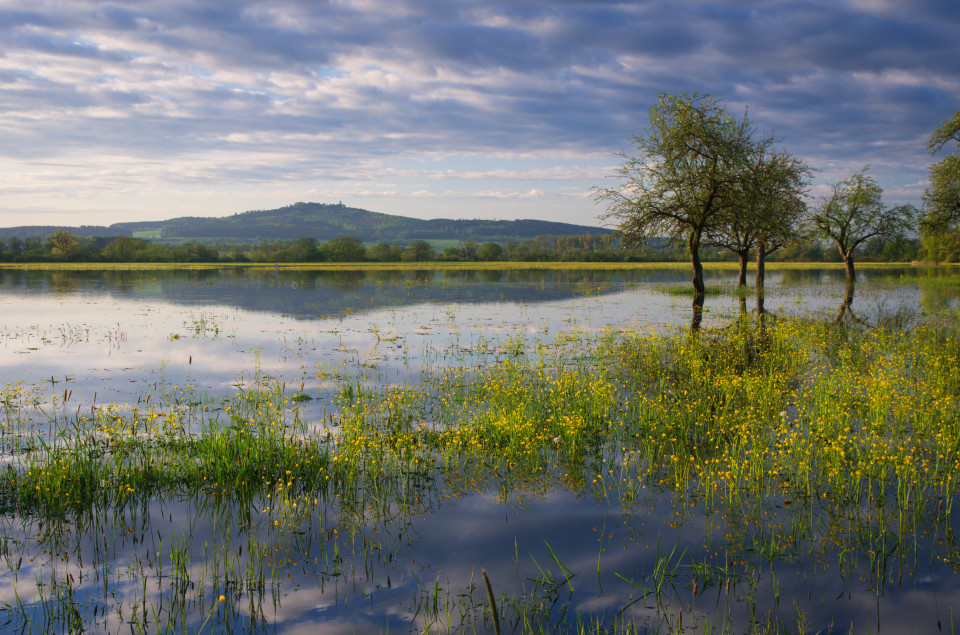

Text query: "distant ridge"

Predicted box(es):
[0, 202, 610, 244]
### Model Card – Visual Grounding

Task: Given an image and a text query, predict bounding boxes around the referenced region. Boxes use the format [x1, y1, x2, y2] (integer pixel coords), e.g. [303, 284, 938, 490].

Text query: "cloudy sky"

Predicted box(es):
[1, 0, 958, 228]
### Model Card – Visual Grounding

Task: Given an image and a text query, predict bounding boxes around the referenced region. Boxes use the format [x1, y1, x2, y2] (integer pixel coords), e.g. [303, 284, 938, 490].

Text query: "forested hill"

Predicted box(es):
[0, 202, 610, 243]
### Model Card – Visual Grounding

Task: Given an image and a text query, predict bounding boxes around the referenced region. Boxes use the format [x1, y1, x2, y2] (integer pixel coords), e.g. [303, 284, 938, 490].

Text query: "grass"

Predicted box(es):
[1, 301, 960, 631]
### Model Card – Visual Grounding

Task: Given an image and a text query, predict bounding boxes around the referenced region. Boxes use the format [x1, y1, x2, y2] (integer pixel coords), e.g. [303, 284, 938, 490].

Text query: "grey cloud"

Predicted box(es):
[0, 0, 957, 210]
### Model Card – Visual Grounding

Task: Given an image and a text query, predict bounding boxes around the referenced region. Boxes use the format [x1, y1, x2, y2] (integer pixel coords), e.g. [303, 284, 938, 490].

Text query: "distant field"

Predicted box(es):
[422, 239, 463, 250]
[132, 230, 163, 239]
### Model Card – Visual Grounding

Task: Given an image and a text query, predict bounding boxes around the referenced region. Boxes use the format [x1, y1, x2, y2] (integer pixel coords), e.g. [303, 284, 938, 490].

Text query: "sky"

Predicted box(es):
[1, 0, 958, 229]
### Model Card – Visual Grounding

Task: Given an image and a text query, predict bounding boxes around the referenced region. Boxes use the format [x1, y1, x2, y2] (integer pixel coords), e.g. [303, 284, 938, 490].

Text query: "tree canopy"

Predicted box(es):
[920, 108, 960, 259]
[810, 168, 915, 283]
[595, 92, 764, 304]
[709, 149, 811, 288]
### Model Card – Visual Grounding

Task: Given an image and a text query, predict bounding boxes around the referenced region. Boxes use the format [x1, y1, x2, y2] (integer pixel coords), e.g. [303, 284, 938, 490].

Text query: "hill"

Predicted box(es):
[0, 203, 610, 244]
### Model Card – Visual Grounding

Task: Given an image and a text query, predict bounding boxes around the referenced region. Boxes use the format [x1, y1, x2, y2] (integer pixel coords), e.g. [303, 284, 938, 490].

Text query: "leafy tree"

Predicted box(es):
[595, 92, 761, 323]
[323, 235, 366, 262]
[251, 240, 281, 262]
[747, 152, 811, 289]
[170, 240, 219, 262]
[920, 108, 960, 260]
[228, 244, 248, 263]
[405, 240, 434, 262]
[47, 230, 79, 260]
[810, 168, 915, 285]
[459, 240, 479, 260]
[277, 237, 319, 262]
[367, 242, 404, 262]
[477, 241, 504, 261]
[103, 236, 151, 261]
[5, 236, 24, 260]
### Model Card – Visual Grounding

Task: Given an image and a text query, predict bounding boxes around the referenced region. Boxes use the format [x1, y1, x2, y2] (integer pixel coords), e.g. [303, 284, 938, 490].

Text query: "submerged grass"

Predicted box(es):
[3, 381, 334, 517]
[2, 305, 960, 631]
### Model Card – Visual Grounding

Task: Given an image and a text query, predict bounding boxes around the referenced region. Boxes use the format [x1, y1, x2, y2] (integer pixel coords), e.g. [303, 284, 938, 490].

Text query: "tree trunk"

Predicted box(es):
[688, 230, 705, 332]
[736, 249, 749, 289]
[755, 241, 767, 290]
[691, 294, 705, 332]
[843, 252, 856, 285]
[835, 277, 858, 324]
[688, 230, 705, 298]
[755, 242, 767, 315]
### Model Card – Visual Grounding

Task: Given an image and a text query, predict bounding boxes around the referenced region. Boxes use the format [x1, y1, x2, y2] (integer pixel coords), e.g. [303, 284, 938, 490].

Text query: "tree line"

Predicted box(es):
[0, 228, 918, 264]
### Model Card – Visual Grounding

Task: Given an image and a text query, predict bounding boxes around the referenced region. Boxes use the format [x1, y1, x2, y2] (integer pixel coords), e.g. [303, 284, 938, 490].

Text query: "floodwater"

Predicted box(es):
[0, 266, 946, 415]
[0, 265, 957, 633]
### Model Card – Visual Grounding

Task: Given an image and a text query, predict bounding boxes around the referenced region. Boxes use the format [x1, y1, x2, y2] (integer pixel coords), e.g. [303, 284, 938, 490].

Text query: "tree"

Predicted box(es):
[103, 236, 149, 261]
[459, 240, 479, 260]
[707, 150, 809, 315]
[228, 243, 248, 263]
[47, 230, 79, 260]
[747, 152, 811, 290]
[405, 240, 434, 262]
[810, 168, 915, 285]
[367, 242, 403, 262]
[279, 237, 319, 262]
[595, 92, 761, 326]
[5, 236, 24, 260]
[920, 108, 960, 259]
[477, 241, 504, 261]
[323, 236, 366, 262]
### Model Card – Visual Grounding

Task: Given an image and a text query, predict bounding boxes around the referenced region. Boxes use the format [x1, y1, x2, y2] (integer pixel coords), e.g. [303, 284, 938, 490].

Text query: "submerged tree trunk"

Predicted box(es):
[692, 294, 705, 332]
[834, 277, 862, 325]
[843, 251, 856, 285]
[689, 230, 705, 298]
[755, 241, 767, 315]
[755, 241, 768, 289]
[755, 285, 766, 316]
[736, 249, 750, 289]
[688, 230, 705, 332]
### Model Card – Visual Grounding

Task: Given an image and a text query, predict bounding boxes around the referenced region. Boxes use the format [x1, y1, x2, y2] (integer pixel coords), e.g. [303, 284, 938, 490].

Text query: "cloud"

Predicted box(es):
[0, 0, 957, 224]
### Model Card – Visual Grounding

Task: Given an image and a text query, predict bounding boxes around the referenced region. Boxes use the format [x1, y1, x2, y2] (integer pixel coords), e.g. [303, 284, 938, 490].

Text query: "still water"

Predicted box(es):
[0, 266, 944, 415]
[0, 265, 957, 633]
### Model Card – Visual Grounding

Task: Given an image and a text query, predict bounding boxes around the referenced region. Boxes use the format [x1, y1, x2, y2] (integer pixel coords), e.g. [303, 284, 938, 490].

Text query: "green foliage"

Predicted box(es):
[597, 93, 758, 246]
[477, 241, 504, 261]
[46, 230, 79, 260]
[810, 168, 916, 277]
[595, 92, 769, 297]
[367, 242, 404, 262]
[404, 239, 435, 262]
[921, 108, 960, 260]
[323, 235, 366, 262]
